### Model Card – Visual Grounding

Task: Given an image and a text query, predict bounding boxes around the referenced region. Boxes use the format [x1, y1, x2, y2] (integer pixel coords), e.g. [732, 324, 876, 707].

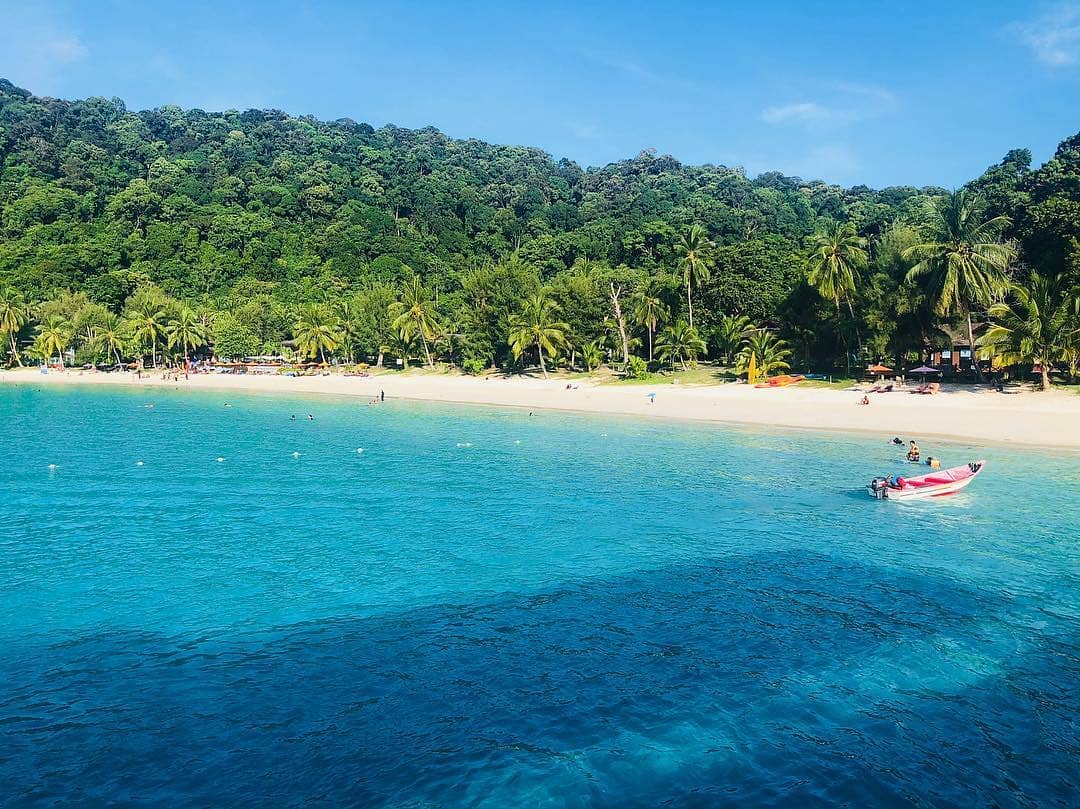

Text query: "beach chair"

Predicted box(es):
[911, 383, 930, 394]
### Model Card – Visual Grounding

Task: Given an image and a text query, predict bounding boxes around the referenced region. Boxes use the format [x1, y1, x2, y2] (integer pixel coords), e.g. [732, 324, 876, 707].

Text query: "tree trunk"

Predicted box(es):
[537, 340, 547, 379]
[647, 325, 654, 362]
[686, 280, 694, 330]
[9, 332, 22, 367]
[1041, 363, 1051, 391]
[837, 299, 850, 377]
[419, 325, 433, 368]
[609, 282, 630, 366]
[965, 308, 984, 382]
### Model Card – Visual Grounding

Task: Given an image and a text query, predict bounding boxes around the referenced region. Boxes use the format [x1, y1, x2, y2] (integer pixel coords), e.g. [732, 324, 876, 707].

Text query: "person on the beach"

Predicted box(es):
[860, 395, 870, 405]
[380, 390, 385, 402]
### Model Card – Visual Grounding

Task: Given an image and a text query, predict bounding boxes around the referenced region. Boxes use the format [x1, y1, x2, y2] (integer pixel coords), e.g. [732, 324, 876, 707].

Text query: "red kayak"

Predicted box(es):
[868, 461, 986, 500]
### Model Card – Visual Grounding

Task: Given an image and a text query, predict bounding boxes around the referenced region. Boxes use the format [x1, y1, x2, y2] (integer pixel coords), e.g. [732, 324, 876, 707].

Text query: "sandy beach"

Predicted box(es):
[3, 367, 1080, 450]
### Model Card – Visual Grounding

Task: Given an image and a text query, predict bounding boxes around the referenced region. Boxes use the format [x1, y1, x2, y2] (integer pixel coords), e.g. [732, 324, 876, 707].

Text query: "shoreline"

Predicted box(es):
[4, 368, 1080, 452]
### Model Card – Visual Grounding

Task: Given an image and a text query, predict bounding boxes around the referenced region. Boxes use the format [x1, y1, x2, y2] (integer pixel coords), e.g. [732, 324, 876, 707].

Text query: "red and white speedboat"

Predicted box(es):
[868, 461, 986, 500]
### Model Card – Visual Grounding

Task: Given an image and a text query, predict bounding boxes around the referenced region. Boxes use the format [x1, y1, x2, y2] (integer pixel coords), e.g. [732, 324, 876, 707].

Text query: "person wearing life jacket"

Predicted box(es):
[906, 440, 920, 462]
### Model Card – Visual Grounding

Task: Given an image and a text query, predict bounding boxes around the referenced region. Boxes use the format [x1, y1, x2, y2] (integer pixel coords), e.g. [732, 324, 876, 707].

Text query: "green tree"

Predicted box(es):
[675, 224, 713, 330]
[980, 274, 1079, 390]
[0, 287, 31, 366]
[92, 312, 128, 366]
[713, 313, 752, 364]
[167, 306, 208, 361]
[656, 321, 706, 371]
[34, 315, 72, 367]
[806, 220, 867, 318]
[737, 329, 792, 377]
[904, 191, 1015, 380]
[124, 297, 168, 367]
[507, 292, 569, 378]
[632, 283, 670, 362]
[390, 276, 440, 368]
[293, 303, 342, 363]
[581, 340, 604, 372]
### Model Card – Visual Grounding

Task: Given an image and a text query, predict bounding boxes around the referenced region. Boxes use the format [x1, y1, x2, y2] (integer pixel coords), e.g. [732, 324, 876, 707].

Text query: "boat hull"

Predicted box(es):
[868, 461, 986, 501]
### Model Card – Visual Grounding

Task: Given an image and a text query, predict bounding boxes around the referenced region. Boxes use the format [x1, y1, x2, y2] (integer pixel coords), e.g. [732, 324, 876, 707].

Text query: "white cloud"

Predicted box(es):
[43, 34, 88, 63]
[761, 102, 834, 125]
[760, 81, 896, 131]
[1012, 3, 1080, 65]
[570, 122, 601, 140]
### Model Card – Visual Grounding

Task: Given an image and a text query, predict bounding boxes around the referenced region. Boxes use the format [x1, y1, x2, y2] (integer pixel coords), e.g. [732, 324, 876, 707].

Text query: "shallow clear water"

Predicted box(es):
[1, 384, 1077, 807]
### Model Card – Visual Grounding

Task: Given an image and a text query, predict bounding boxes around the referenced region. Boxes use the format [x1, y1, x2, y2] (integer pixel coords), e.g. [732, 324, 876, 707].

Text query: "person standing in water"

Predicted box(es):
[380, 390, 385, 402]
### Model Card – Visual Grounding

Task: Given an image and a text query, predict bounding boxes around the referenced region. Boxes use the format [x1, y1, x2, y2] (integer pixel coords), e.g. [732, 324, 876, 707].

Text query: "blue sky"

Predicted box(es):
[1, 0, 1078, 187]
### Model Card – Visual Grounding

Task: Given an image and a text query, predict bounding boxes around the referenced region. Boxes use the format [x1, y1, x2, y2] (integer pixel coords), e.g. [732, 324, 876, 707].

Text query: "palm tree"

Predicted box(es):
[167, 306, 208, 363]
[675, 224, 713, 330]
[34, 316, 72, 368]
[655, 321, 706, 371]
[293, 303, 342, 364]
[581, 340, 604, 372]
[714, 313, 753, 364]
[382, 324, 418, 369]
[0, 286, 31, 366]
[124, 300, 168, 367]
[93, 312, 128, 367]
[507, 293, 569, 378]
[980, 274, 1080, 390]
[632, 284, 670, 362]
[807, 220, 868, 374]
[737, 330, 792, 377]
[806, 220, 868, 318]
[389, 276, 440, 368]
[904, 190, 1015, 380]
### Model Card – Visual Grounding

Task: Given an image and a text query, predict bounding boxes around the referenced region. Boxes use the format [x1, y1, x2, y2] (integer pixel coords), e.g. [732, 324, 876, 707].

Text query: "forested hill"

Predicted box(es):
[1, 77, 1079, 374]
[0, 77, 946, 302]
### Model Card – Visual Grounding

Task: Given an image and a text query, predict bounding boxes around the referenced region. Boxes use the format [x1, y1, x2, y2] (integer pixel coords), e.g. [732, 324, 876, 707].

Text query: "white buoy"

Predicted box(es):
[136, 460, 144, 466]
[356, 448, 364, 454]
[216, 457, 225, 462]
[47, 463, 57, 470]
[292, 451, 301, 458]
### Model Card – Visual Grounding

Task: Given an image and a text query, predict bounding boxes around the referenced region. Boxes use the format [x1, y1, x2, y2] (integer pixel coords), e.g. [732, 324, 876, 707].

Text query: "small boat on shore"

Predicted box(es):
[868, 461, 985, 500]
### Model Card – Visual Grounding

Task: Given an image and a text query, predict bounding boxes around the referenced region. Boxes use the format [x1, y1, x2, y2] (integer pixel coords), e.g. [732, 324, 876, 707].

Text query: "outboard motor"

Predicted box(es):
[868, 477, 887, 499]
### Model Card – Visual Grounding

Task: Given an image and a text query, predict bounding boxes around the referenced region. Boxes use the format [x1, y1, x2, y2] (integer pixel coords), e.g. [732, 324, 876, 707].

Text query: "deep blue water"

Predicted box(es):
[1, 384, 1077, 807]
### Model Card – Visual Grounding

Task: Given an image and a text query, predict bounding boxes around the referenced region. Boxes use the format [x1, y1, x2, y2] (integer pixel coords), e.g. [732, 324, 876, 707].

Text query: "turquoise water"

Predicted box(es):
[1, 384, 1077, 807]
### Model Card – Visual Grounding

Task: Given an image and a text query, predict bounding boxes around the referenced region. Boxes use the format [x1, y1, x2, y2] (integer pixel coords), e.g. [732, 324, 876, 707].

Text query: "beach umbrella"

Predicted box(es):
[747, 353, 757, 385]
[908, 364, 941, 382]
[867, 363, 892, 380]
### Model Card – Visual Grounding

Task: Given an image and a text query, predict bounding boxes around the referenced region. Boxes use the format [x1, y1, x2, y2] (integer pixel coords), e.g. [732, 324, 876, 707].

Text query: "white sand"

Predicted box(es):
[4, 367, 1079, 450]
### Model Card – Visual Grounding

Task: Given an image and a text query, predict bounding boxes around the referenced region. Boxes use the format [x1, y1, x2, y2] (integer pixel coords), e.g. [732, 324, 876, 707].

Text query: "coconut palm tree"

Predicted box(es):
[714, 313, 753, 365]
[0, 287, 32, 367]
[124, 300, 168, 367]
[167, 306, 208, 363]
[807, 220, 868, 318]
[581, 340, 604, 372]
[904, 190, 1015, 380]
[390, 276, 440, 368]
[980, 273, 1080, 390]
[293, 303, 342, 364]
[382, 324, 418, 369]
[807, 220, 868, 374]
[736, 329, 792, 377]
[675, 224, 712, 330]
[507, 292, 569, 378]
[632, 283, 670, 362]
[655, 321, 706, 371]
[34, 316, 72, 368]
[93, 312, 129, 367]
